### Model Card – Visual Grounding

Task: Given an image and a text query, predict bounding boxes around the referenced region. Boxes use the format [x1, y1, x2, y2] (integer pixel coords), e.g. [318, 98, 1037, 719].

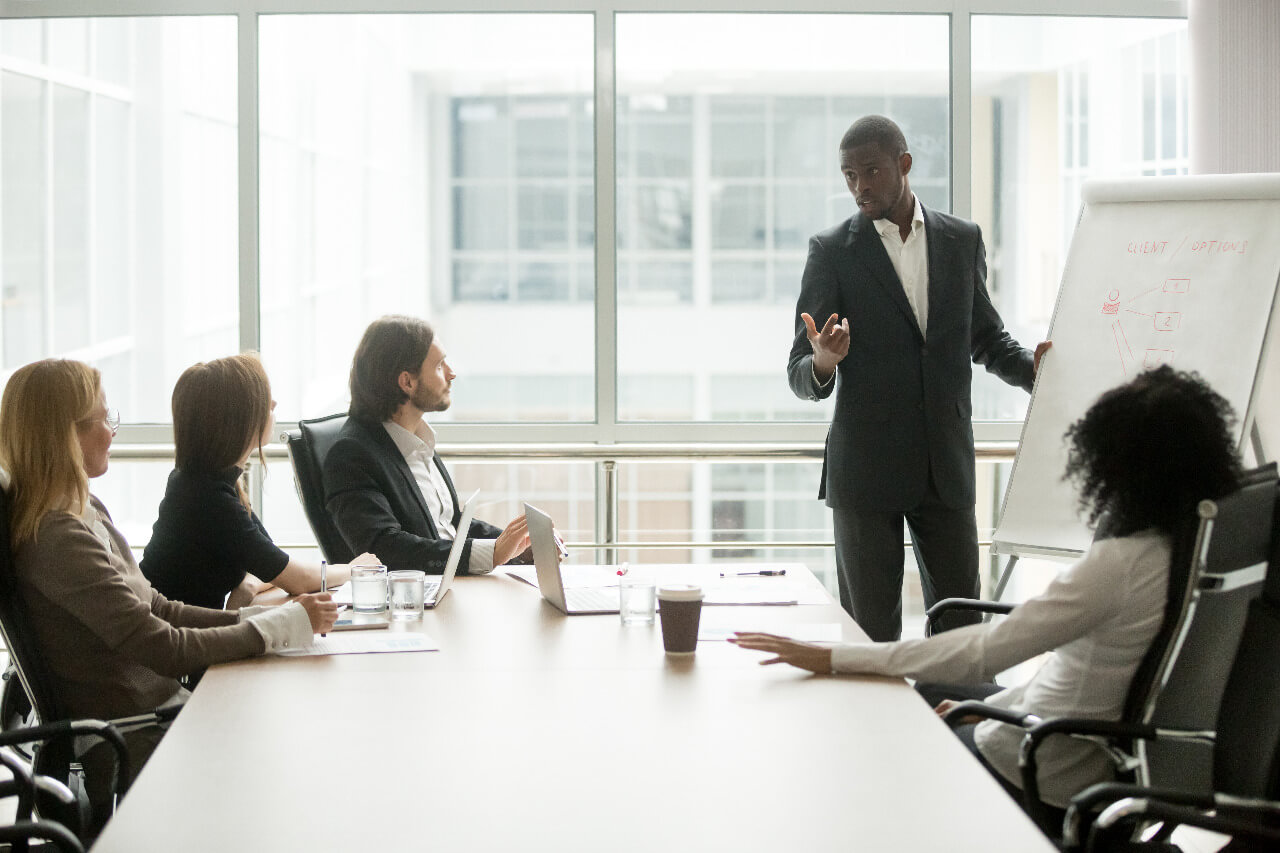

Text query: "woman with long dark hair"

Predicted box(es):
[141, 353, 377, 609]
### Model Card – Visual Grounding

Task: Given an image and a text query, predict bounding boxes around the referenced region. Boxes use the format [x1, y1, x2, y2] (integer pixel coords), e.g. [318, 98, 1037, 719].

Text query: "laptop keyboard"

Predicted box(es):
[424, 580, 441, 602]
[566, 587, 618, 612]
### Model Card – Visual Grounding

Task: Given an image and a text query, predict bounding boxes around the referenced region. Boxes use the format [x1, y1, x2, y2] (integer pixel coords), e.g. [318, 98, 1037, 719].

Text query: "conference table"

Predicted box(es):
[93, 564, 1055, 852]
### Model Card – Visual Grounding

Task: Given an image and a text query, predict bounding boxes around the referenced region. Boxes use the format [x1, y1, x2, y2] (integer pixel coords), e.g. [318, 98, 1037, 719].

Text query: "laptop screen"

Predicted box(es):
[523, 502, 568, 610]
[434, 489, 480, 601]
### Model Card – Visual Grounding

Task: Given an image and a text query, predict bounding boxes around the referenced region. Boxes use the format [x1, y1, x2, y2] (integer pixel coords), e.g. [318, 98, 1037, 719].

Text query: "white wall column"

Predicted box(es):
[1190, 0, 1280, 174]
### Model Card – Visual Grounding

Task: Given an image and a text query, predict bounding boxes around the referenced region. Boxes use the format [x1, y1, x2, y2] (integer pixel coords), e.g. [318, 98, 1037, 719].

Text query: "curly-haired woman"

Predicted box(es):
[731, 366, 1243, 813]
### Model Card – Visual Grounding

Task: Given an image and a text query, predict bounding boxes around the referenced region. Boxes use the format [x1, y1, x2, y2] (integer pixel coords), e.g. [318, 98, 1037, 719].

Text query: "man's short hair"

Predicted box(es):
[839, 115, 908, 158]
[349, 315, 435, 422]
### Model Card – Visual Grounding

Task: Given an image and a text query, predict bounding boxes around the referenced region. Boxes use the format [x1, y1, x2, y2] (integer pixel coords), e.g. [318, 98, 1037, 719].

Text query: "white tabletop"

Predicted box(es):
[92, 565, 1055, 852]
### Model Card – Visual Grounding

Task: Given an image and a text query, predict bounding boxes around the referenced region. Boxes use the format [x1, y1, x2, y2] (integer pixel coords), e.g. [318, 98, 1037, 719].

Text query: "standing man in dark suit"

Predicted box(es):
[323, 315, 530, 575]
[788, 115, 1050, 642]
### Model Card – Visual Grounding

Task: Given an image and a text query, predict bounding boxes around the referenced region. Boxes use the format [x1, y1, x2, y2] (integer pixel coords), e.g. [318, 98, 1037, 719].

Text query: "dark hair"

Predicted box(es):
[839, 115, 908, 158]
[173, 353, 273, 510]
[1063, 366, 1243, 538]
[349, 315, 435, 422]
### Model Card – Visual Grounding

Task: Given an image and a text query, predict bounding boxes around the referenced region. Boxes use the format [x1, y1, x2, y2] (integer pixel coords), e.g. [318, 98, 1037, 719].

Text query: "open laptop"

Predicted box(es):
[423, 488, 479, 608]
[524, 502, 619, 614]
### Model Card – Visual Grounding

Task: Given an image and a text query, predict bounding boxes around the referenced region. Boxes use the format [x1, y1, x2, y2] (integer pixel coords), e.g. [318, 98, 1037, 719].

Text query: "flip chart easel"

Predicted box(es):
[992, 173, 1280, 577]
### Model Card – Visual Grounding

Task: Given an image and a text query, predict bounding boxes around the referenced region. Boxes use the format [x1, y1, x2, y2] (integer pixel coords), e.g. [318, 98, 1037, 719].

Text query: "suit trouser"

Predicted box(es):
[831, 468, 981, 642]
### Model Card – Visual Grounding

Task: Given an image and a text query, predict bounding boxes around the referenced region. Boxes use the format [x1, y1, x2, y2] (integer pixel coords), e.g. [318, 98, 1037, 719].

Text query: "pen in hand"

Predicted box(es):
[319, 560, 328, 637]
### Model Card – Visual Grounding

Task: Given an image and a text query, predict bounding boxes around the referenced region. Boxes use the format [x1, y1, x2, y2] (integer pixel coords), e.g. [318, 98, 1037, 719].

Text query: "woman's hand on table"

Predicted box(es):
[728, 632, 834, 674]
[295, 592, 340, 634]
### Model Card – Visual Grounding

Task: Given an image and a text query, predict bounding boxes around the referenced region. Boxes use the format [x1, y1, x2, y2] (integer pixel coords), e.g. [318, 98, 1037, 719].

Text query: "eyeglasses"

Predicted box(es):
[78, 408, 120, 434]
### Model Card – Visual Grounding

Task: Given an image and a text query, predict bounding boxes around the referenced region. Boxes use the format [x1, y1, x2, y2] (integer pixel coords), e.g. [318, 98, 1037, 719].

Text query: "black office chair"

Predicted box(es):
[940, 465, 1278, 841]
[283, 413, 354, 564]
[0, 737, 82, 853]
[1066, 533, 1280, 852]
[0, 486, 179, 843]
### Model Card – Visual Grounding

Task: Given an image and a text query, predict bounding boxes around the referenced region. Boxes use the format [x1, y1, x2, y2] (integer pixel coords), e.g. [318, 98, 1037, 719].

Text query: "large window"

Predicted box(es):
[970, 15, 1189, 420]
[615, 13, 950, 422]
[0, 16, 237, 424]
[258, 14, 595, 423]
[0, 4, 1189, 576]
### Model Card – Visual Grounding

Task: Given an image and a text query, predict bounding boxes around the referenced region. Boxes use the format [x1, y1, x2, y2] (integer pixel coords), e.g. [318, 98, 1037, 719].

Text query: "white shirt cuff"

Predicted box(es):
[237, 605, 273, 620]
[468, 539, 497, 574]
[830, 643, 891, 675]
[811, 362, 836, 391]
[244, 601, 313, 653]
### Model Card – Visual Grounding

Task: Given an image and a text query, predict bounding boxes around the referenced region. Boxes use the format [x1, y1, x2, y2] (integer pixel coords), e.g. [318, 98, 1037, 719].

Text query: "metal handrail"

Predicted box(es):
[107, 440, 1019, 560]
[107, 440, 1019, 461]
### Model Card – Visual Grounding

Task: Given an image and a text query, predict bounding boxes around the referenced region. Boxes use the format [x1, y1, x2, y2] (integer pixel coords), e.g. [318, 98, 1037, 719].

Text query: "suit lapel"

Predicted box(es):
[432, 453, 462, 528]
[923, 206, 958, 336]
[367, 421, 436, 536]
[848, 214, 923, 341]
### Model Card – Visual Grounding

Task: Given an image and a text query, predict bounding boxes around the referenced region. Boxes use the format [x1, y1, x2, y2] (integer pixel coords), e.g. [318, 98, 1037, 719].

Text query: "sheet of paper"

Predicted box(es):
[505, 566, 620, 589]
[328, 580, 354, 606]
[713, 579, 830, 606]
[507, 567, 828, 605]
[698, 623, 843, 642]
[275, 631, 439, 657]
[703, 581, 829, 606]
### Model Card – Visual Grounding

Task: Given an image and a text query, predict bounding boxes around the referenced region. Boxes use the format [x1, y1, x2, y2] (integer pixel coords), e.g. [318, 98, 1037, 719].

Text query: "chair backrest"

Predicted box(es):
[0, 485, 69, 727]
[0, 488, 113, 837]
[1212, 571, 1280, 799]
[1133, 464, 1278, 791]
[284, 413, 354, 564]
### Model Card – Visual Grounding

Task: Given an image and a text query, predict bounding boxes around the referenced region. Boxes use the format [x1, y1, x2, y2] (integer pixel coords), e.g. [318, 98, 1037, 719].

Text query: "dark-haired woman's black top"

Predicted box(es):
[140, 468, 290, 610]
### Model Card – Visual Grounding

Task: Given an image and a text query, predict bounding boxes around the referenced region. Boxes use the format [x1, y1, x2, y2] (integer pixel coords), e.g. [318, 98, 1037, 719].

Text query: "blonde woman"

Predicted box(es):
[0, 359, 338, 817]
[140, 354, 377, 609]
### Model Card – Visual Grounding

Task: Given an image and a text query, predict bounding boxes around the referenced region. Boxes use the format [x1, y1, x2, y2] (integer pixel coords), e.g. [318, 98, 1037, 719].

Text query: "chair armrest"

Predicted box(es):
[1062, 781, 1217, 849]
[0, 820, 85, 853]
[1019, 717, 1159, 820]
[1089, 796, 1280, 853]
[1020, 716, 1216, 833]
[0, 705, 180, 805]
[940, 700, 1037, 729]
[0, 750, 35, 821]
[925, 598, 1015, 636]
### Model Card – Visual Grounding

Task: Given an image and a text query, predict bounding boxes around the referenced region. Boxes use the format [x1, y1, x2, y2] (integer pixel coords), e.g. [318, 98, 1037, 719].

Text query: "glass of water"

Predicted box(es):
[389, 570, 426, 620]
[619, 575, 656, 626]
[350, 564, 389, 613]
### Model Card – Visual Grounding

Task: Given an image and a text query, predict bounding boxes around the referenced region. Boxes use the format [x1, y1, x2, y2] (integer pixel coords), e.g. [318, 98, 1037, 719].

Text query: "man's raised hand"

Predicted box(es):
[801, 312, 850, 383]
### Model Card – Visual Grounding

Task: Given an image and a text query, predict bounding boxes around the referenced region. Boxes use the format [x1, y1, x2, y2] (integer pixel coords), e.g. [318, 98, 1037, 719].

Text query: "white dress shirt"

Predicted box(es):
[873, 193, 929, 337]
[808, 194, 930, 392]
[830, 531, 1170, 808]
[382, 420, 495, 574]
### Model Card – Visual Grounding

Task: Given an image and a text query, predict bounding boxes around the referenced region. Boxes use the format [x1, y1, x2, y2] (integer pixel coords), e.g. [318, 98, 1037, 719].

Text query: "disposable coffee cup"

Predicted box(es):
[657, 584, 704, 655]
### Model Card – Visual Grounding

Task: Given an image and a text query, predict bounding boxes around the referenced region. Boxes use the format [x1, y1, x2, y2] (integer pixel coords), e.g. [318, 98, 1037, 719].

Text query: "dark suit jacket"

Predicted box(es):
[787, 205, 1034, 513]
[321, 416, 503, 574]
